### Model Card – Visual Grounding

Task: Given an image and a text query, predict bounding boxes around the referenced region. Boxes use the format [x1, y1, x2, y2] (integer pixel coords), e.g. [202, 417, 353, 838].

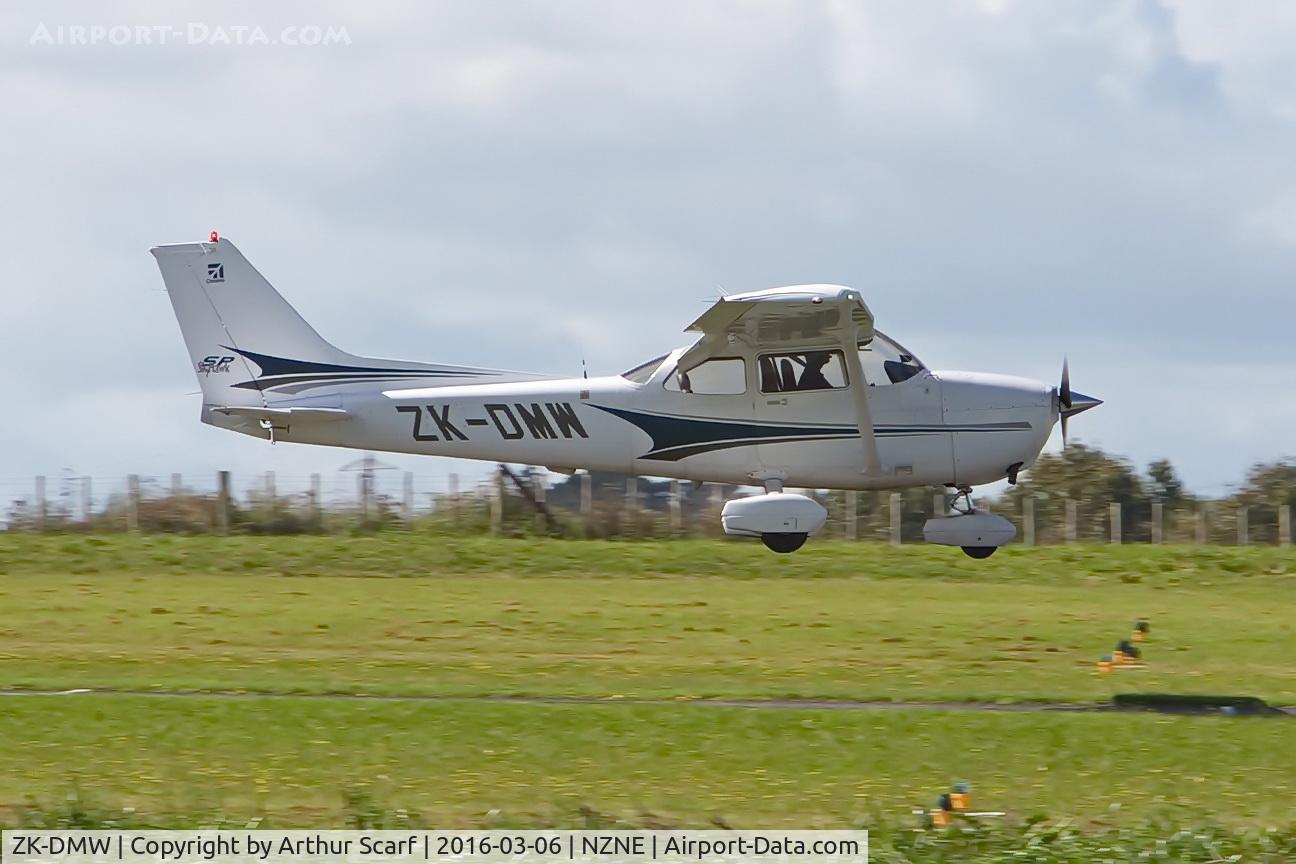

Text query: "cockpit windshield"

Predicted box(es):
[859, 331, 925, 385]
[620, 353, 667, 384]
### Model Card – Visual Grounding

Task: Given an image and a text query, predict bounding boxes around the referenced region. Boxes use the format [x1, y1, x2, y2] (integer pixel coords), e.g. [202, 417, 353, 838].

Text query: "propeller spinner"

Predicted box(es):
[1056, 358, 1102, 446]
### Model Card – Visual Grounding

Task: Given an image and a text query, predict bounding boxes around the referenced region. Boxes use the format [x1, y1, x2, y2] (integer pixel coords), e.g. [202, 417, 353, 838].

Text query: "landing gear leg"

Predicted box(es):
[758, 477, 807, 553]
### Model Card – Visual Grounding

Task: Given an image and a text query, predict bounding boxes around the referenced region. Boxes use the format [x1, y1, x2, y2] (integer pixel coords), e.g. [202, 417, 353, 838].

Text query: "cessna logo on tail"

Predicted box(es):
[398, 402, 588, 442]
[206, 262, 225, 283]
[197, 354, 235, 375]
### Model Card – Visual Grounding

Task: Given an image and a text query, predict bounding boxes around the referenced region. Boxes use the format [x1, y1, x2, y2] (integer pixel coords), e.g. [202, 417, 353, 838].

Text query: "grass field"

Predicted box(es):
[3, 695, 1294, 828]
[1, 536, 1292, 702]
[2, 534, 1294, 849]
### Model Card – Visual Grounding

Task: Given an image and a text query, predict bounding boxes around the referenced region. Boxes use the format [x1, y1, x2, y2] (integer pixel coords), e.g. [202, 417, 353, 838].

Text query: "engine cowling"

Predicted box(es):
[722, 492, 828, 539]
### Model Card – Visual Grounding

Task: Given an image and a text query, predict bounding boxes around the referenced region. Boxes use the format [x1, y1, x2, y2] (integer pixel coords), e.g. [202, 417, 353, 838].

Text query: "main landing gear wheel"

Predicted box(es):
[761, 532, 808, 554]
[961, 545, 997, 559]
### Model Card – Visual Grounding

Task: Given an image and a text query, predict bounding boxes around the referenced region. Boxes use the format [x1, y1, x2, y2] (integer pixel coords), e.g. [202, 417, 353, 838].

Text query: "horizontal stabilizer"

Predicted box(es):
[212, 406, 352, 423]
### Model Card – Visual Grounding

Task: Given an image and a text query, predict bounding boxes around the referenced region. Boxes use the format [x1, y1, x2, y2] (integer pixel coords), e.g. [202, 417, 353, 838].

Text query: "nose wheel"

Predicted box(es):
[761, 532, 808, 554]
[961, 545, 997, 559]
[943, 486, 999, 558]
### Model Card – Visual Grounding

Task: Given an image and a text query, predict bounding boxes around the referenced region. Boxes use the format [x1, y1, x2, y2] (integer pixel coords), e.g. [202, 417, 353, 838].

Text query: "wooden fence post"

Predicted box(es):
[1236, 507, 1248, 546]
[844, 491, 858, 540]
[1022, 495, 1035, 546]
[1151, 501, 1163, 545]
[1065, 499, 1077, 543]
[265, 471, 276, 526]
[491, 468, 504, 535]
[403, 471, 414, 523]
[126, 474, 141, 533]
[889, 492, 902, 545]
[356, 471, 368, 527]
[1109, 502, 1122, 544]
[34, 475, 46, 531]
[1280, 505, 1291, 547]
[624, 476, 639, 536]
[533, 473, 547, 534]
[579, 472, 593, 537]
[448, 473, 460, 526]
[669, 479, 682, 536]
[216, 471, 231, 534]
[309, 473, 321, 530]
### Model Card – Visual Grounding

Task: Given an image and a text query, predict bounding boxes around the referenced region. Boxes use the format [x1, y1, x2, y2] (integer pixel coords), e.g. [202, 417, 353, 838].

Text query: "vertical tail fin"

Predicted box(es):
[152, 236, 546, 417]
[151, 237, 349, 408]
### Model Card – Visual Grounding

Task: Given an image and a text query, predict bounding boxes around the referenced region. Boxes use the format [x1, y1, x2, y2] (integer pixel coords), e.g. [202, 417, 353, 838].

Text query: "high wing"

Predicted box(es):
[677, 285, 874, 370]
[677, 284, 883, 475]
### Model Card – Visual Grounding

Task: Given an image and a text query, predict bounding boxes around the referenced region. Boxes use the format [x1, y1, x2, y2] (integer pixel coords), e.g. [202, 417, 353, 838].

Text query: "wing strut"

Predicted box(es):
[840, 327, 882, 475]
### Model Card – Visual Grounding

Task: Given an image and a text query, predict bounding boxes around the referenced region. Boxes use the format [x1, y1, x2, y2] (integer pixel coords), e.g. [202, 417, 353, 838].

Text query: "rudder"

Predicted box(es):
[152, 236, 349, 407]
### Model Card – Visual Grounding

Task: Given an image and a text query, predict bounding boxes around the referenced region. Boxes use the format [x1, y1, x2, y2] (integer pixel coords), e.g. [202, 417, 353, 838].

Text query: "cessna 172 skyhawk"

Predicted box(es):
[153, 234, 1100, 557]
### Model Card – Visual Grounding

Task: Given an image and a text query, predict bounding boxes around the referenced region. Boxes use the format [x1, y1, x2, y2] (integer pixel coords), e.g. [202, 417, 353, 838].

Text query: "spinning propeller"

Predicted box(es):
[1056, 358, 1102, 447]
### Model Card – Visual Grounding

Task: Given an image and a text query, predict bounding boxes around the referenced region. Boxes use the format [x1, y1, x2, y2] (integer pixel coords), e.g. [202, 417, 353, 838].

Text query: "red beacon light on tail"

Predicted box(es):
[210, 230, 220, 243]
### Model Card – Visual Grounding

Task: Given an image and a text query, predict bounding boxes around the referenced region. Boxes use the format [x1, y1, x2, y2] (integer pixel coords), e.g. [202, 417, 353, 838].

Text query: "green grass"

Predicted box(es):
[2, 535, 1294, 844]
[3, 695, 1293, 829]
[3, 533, 1296, 583]
[0, 537, 1292, 702]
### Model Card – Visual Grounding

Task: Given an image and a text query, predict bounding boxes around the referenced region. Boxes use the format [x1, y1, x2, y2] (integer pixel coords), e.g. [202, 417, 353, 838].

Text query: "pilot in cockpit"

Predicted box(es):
[797, 352, 833, 391]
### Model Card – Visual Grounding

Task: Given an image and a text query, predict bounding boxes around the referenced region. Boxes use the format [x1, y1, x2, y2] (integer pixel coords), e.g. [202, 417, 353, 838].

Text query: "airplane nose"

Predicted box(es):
[1061, 391, 1102, 418]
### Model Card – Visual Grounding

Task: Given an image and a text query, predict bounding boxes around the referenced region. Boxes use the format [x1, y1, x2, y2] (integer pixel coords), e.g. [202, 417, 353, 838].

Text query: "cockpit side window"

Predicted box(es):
[664, 357, 747, 395]
[758, 350, 849, 393]
[621, 354, 668, 384]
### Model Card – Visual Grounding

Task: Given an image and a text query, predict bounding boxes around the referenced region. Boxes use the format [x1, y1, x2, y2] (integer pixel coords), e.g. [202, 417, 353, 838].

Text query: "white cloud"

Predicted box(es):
[1162, 0, 1296, 118]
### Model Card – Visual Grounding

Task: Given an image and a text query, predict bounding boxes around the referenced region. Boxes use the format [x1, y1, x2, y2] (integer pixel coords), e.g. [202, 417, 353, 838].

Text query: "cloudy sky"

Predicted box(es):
[3, 1, 1295, 506]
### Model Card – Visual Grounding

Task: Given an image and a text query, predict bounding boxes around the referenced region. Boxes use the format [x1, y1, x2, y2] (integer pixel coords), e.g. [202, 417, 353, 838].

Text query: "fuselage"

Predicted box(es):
[207, 346, 1057, 490]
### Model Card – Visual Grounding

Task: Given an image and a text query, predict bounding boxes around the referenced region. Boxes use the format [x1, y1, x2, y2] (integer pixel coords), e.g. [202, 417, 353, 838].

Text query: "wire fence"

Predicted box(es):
[3, 466, 1292, 545]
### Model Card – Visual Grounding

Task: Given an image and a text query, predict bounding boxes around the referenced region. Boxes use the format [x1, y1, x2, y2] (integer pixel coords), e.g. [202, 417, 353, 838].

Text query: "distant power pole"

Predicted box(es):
[340, 452, 397, 526]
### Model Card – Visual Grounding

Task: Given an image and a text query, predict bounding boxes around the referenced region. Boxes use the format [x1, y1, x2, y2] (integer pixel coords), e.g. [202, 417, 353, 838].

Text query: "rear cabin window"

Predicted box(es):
[758, 350, 848, 393]
[664, 357, 747, 395]
[621, 354, 667, 384]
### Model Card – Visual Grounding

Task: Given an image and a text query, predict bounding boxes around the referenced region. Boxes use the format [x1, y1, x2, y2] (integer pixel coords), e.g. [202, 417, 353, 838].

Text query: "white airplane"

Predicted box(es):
[152, 233, 1100, 557]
